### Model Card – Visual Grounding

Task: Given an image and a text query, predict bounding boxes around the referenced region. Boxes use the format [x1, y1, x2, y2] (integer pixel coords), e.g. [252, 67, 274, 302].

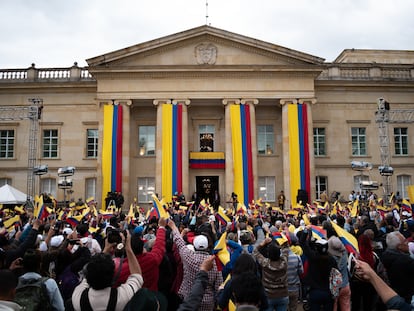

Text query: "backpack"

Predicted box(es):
[123, 288, 167, 311]
[329, 268, 343, 298]
[14, 276, 52, 311]
[56, 265, 81, 300]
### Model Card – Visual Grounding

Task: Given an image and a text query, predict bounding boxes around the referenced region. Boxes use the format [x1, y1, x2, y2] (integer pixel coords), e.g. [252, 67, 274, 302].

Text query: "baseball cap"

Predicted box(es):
[193, 235, 209, 251]
[50, 235, 64, 248]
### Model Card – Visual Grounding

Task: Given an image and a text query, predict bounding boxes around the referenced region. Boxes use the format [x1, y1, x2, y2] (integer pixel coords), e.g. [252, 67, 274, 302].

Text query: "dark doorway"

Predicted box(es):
[196, 176, 219, 207]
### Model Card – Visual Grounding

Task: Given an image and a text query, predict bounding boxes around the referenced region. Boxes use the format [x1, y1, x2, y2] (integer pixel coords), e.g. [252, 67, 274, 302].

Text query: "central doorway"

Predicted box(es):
[196, 176, 219, 207]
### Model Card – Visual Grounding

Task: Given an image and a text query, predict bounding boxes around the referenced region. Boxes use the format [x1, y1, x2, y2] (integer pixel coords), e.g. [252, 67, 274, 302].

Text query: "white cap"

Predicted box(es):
[193, 235, 209, 250]
[50, 235, 64, 248]
[63, 228, 73, 235]
[39, 241, 48, 252]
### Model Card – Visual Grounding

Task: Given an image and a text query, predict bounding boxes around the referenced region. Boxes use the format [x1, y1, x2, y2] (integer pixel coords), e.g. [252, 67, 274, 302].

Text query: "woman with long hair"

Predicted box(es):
[351, 233, 380, 311]
[217, 253, 268, 310]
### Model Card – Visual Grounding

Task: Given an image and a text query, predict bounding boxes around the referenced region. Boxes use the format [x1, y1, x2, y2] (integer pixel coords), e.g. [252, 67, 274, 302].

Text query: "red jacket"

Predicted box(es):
[113, 227, 166, 291]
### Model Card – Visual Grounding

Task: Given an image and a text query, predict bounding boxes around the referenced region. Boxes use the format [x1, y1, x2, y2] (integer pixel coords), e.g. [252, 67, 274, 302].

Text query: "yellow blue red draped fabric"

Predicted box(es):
[162, 104, 183, 202]
[189, 152, 225, 169]
[102, 104, 123, 208]
[230, 104, 254, 207]
[287, 104, 311, 206]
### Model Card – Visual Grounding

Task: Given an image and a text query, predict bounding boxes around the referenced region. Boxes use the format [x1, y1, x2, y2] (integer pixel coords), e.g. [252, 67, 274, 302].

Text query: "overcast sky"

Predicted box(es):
[1, 0, 413, 68]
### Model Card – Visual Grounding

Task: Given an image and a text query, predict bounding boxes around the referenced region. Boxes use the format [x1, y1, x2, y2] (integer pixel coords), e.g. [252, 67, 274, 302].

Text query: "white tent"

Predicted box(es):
[0, 184, 27, 204]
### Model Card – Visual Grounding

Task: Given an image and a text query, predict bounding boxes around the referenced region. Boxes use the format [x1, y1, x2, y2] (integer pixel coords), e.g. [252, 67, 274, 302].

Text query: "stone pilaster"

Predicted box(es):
[114, 100, 132, 206]
[280, 98, 316, 207]
[241, 99, 259, 199]
[172, 99, 191, 198]
[222, 99, 240, 201]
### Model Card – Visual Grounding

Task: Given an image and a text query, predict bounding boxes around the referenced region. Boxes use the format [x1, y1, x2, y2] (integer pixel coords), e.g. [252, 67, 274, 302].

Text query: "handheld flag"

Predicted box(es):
[331, 221, 359, 255]
[216, 206, 231, 226]
[350, 200, 359, 217]
[152, 194, 169, 219]
[213, 232, 230, 270]
[34, 195, 48, 220]
[272, 231, 289, 245]
[3, 215, 21, 233]
[310, 225, 327, 240]
[401, 199, 412, 214]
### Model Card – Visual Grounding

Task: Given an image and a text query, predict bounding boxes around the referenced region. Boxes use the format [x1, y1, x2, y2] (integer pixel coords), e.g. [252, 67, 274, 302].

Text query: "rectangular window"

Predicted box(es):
[351, 127, 366, 156]
[315, 176, 327, 199]
[138, 126, 155, 156]
[394, 127, 408, 155]
[137, 177, 155, 203]
[258, 176, 275, 201]
[0, 130, 15, 159]
[199, 124, 215, 152]
[0, 178, 12, 186]
[313, 128, 326, 156]
[41, 178, 56, 197]
[85, 178, 96, 199]
[257, 125, 274, 155]
[86, 129, 98, 158]
[43, 129, 58, 158]
[397, 175, 411, 199]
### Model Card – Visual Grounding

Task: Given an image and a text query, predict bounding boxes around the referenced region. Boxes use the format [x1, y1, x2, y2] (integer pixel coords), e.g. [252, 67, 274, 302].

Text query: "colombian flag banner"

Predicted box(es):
[102, 104, 123, 209]
[162, 104, 183, 202]
[230, 104, 254, 207]
[287, 104, 311, 207]
[189, 152, 225, 169]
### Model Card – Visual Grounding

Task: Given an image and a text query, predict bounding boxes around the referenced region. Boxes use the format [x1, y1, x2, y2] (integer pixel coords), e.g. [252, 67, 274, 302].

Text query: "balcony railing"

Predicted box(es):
[0, 63, 94, 82]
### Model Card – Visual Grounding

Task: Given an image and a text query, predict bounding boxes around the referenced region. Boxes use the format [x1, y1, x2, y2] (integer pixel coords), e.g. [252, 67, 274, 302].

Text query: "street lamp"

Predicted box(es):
[58, 166, 75, 208]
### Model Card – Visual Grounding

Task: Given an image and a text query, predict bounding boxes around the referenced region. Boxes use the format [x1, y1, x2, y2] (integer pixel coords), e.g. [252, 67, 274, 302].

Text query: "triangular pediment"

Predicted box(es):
[87, 25, 324, 68]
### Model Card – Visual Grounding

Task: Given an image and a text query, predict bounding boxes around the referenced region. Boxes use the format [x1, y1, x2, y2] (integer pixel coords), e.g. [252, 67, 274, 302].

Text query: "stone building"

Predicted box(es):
[0, 25, 413, 209]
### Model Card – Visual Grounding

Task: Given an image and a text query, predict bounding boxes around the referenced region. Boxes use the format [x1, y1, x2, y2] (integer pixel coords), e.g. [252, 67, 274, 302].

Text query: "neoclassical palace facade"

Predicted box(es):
[1, 25, 413, 209]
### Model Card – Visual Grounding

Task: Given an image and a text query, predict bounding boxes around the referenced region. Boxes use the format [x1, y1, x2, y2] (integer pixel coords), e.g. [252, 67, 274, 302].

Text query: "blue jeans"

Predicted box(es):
[265, 296, 289, 311]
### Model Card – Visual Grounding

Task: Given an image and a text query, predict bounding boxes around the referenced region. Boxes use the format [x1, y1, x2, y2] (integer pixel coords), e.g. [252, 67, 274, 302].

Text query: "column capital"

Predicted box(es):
[97, 99, 132, 107]
[298, 98, 317, 105]
[114, 99, 132, 106]
[241, 99, 259, 105]
[279, 98, 298, 106]
[153, 99, 171, 106]
[222, 98, 241, 106]
[172, 99, 191, 106]
[279, 98, 317, 106]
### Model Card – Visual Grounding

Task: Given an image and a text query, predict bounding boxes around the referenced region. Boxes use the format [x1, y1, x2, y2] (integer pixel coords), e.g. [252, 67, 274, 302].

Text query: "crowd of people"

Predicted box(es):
[0, 191, 413, 311]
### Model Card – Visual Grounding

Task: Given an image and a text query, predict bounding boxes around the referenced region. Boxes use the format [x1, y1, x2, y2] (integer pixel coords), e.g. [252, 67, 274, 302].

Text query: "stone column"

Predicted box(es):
[222, 99, 240, 202]
[153, 99, 171, 197]
[241, 99, 259, 199]
[172, 99, 191, 198]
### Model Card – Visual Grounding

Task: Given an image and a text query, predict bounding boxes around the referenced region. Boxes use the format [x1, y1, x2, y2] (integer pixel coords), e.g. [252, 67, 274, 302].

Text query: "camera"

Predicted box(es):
[68, 239, 80, 245]
[107, 228, 124, 244]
